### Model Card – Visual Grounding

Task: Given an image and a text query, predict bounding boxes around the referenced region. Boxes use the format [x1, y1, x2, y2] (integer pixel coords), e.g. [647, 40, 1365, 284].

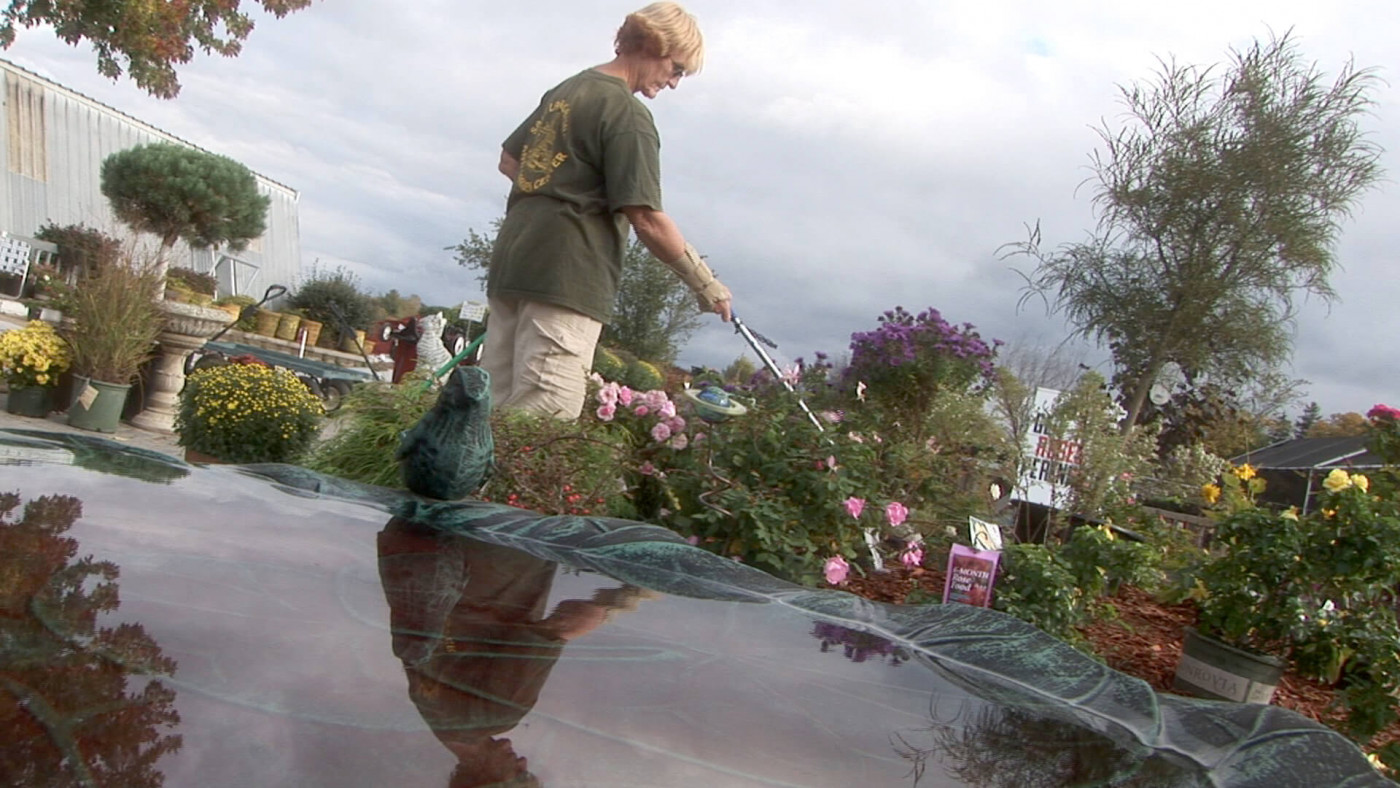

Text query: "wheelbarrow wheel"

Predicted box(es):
[318, 379, 353, 412]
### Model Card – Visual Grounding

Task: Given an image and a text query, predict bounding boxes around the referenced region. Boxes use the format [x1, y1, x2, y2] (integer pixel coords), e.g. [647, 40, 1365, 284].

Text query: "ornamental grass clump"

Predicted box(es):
[0, 320, 70, 388]
[175, 360, 323, 463]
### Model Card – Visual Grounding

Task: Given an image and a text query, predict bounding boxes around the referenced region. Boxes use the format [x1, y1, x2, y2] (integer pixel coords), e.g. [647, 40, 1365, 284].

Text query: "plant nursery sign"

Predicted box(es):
[942, 544, 1001, 607]
[1017, 387, 1083, 507]
[968, 516, 1003, 552]
[458, 301, 487, 322]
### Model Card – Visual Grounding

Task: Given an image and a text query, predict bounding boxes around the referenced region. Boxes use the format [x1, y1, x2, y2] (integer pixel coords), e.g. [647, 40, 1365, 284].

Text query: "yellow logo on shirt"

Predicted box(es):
[518, 100, 571, 192]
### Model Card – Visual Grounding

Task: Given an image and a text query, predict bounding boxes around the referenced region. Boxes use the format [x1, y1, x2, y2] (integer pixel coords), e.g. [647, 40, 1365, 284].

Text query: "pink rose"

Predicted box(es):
[634, 405, 650, 417]
[668, 416, 687, 434]
[900, 546, 924, 569]
[617, 386, 634, 406]
[596, 403, 616, 422]
[823, 555, 850, 585]
[669, 432, 689, 450]
[843, 497, 865, 519]
[885, 502, 908, 527]
[1368, 403, 1400, 421]
[639, 461, 656, 476]
[651, 422, 672, 443]
[597, 383, 618, 405]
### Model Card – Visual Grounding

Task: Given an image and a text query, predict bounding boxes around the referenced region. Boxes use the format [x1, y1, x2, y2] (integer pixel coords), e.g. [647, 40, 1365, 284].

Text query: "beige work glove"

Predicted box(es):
[665, 243, 731, 313]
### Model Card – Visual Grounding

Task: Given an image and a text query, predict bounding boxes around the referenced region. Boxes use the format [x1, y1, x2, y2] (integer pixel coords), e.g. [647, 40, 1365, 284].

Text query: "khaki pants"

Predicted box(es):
[480, 297, 602, 419]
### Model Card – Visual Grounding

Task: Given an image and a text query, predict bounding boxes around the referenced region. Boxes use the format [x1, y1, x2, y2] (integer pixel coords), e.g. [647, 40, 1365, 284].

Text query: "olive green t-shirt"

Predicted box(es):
[488, 70, 664, 324]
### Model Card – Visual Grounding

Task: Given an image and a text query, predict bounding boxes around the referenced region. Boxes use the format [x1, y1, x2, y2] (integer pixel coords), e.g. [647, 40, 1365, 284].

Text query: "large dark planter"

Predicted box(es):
[1172, 627, 1285, 704]
[67, 378, 133, 433]
[4, 385, 52, 418]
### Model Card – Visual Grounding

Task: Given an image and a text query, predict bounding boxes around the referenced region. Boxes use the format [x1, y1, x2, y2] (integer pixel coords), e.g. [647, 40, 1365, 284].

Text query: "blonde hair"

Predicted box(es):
[614, 2, 705, 75]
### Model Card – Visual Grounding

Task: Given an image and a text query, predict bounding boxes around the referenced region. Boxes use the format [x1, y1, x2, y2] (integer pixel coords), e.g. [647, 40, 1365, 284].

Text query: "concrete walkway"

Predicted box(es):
[0, 387, 186, 459]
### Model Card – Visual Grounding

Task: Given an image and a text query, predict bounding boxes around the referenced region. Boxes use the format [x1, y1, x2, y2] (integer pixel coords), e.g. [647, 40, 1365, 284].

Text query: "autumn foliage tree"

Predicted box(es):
[1009, 33, 1383, 431]
[0, 0, 314, 98]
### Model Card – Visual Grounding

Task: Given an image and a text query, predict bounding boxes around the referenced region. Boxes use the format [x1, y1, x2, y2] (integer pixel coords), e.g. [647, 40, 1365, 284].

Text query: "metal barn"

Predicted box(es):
[0, 59, 300, 298]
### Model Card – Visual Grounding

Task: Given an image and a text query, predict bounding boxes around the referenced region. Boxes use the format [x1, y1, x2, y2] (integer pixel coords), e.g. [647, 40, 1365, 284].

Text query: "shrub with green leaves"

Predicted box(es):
[624, 358, 665, 392]
[166, 266, 218, 296]
[592, 345, 627, 382]
[483, 411, 627, 516]
[289, 265, 376, 343]
[1058, 523, 1162, 598]
[993, 543, 1089, 649]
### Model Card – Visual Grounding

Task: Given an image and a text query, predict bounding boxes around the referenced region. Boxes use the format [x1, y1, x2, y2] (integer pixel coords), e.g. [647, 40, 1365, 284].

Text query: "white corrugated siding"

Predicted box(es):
[0, 60, 301, 297]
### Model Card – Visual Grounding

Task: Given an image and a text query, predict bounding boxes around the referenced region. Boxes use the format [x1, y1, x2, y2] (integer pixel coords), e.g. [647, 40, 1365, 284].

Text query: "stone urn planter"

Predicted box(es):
[129, 300, 230, 433]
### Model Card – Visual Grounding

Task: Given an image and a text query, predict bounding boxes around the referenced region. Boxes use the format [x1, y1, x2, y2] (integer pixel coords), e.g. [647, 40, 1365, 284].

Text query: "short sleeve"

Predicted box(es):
[603, 126, 663, 212]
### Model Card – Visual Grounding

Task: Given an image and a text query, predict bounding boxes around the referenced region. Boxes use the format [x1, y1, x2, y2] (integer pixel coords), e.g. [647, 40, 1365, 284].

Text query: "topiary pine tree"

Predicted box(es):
[101, 142, 270, 282]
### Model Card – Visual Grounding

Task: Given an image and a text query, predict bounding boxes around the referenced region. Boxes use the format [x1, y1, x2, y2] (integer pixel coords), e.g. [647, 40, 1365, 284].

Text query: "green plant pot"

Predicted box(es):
[1172, 626, 1285, 704]
[5, 385, 53, 418]
[67, 378, 133, 433]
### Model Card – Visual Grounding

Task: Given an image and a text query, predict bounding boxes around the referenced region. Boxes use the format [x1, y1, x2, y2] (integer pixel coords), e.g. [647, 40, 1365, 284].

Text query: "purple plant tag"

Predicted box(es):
[942, 544, 1001, 607]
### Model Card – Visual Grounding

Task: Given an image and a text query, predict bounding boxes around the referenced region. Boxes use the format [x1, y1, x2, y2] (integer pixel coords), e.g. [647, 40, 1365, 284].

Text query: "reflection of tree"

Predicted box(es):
[0, 490, 182, 786]
[894, 702, 1193, 787]
[811, 622, 909, 665]
[378, 517, 654, 788]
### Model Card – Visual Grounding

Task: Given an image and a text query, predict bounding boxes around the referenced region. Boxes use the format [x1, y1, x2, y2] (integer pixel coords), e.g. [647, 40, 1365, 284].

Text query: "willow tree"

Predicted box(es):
[1010, 33, 1383, 429]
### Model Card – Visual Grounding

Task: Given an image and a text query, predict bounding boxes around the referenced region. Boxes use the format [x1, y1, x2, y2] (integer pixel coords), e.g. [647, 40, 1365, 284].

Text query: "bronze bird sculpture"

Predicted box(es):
[397, 366, 495, 499]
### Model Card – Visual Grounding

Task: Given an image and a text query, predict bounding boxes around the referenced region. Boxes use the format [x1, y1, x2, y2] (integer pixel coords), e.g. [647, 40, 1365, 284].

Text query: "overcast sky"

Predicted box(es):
[6, 0, 1398, 417]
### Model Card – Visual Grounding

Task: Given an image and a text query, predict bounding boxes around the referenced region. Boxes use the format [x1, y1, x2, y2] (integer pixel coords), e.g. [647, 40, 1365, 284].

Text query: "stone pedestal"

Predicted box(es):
[130, 300, 231, 433]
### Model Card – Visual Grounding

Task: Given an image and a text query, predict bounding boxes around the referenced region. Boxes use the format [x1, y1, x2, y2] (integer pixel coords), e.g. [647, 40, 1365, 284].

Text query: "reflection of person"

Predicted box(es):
[482, 1, 733, 419]
[377, 518, 653, 787]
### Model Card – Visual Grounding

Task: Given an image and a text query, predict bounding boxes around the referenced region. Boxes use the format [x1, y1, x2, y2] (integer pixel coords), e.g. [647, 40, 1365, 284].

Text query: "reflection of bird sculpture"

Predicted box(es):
[397, 366, 495, 499]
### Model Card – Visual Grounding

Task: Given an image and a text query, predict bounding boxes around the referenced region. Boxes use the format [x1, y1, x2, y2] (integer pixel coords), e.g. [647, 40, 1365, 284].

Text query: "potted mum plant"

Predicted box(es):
[60, 255, 165, 432]
[1177, 443, 1400, 765]
[175, 357, 324, 463]
[0, 320, 71, 417]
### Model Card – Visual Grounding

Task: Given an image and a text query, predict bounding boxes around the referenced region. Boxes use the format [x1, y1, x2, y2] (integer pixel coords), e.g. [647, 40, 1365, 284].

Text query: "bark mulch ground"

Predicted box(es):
[840, 564, 1398, 764]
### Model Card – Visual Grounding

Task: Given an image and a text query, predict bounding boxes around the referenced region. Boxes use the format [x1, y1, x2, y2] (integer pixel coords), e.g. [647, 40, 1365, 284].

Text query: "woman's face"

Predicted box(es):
[634, 54, 685, 98]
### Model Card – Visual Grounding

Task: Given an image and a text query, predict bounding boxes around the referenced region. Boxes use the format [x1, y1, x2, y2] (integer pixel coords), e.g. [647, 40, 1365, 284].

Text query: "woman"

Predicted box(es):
[482, 1, 732, 420]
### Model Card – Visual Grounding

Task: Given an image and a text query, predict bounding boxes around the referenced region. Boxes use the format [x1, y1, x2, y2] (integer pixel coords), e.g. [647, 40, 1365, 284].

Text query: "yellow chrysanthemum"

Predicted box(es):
[1234, 464, 1257, 481]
